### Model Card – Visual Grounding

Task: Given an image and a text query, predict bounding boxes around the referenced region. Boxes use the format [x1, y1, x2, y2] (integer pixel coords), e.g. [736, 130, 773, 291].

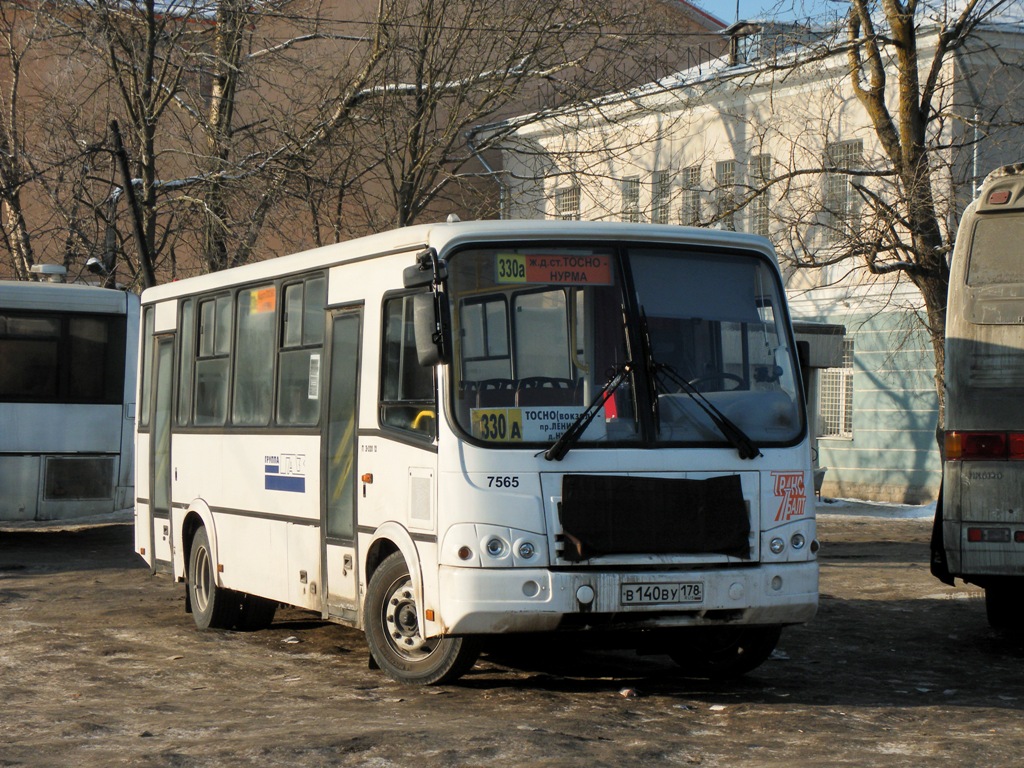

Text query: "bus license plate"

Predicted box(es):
[620, 582, 703, 606]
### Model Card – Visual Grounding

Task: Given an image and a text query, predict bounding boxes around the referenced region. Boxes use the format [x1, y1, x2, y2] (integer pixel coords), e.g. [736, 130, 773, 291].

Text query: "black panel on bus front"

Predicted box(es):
[558, 474, 750, 561]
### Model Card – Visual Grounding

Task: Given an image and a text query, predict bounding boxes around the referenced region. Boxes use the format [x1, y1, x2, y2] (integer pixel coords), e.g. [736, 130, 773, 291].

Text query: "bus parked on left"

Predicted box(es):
[0, 272, 139, 522]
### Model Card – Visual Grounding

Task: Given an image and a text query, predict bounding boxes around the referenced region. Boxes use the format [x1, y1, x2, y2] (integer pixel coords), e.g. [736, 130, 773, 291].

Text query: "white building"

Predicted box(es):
[484, 15, 1024, 502]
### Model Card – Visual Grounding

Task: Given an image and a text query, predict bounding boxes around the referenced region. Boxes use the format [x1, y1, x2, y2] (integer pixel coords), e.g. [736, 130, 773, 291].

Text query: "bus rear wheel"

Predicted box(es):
[985, 579, 1024, 633]
[668, 625, 782, 679]
[365, 552, 480, 685]
[188, 526, 240, 630]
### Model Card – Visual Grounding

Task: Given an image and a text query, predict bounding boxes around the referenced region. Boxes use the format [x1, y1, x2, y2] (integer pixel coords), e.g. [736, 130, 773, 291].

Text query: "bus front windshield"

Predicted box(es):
[447, 244, 803, 449]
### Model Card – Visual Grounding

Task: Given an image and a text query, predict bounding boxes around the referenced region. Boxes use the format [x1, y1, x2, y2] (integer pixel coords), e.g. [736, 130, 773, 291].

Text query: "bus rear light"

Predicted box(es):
[1015, 531, 1024, 544]
[967, 527, 1010, 543]
[963, 432, 1007, 459]
[945, 431, 963, 459]
[945, 431, 1024, 460]
[1010, 433, 1024, 459]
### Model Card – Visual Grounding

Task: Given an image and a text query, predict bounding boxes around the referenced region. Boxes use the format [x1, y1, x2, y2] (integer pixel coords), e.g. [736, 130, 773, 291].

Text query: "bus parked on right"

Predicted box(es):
[935, 162, 1024, 630]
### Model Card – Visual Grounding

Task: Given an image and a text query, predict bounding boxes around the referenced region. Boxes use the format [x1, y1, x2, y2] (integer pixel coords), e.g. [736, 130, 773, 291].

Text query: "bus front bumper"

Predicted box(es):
[436, 561, 818, 635]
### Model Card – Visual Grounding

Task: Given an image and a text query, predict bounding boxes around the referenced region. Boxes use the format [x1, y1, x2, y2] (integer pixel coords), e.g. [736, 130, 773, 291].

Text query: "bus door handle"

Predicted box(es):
[343, 555, 353, 577]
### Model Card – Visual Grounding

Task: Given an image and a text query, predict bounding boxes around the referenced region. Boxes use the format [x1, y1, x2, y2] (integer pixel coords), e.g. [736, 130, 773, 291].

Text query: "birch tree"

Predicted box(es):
[772, 0, 1021, 421]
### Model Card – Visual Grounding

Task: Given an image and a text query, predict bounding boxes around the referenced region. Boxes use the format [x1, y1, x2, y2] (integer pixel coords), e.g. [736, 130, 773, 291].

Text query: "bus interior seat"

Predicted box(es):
[475, 378, 517, 407]
[516, 376, 579, 406]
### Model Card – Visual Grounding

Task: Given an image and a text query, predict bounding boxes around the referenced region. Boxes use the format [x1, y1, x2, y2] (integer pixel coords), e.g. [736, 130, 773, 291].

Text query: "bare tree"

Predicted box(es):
[494, 1, 1024, 422]
[0, 2, 36, 279]
[2, 0, 724, 284]
[351, 0, 723, 231]
[844, 0, 1016, 419]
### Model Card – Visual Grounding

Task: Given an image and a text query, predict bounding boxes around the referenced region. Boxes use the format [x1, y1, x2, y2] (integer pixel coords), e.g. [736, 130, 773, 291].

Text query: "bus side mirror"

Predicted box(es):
[413, 291, 452, 367]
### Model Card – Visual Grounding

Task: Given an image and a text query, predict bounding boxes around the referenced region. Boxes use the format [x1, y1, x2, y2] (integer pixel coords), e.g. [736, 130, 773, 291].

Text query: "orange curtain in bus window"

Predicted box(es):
[250, 287, 277, 313]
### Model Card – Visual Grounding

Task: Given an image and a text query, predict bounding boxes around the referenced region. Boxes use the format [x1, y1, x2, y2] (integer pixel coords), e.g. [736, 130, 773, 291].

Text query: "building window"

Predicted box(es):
[621, 176, 641, 222]
[651, 171, 671, 224]
[819, 338, 854, 438]
[824, 139, 864, 242]
[751, 154, 771, 237]
[715, 160, 736, 231]
[554, 185, 580, 220]
[680, 165, 701, 226]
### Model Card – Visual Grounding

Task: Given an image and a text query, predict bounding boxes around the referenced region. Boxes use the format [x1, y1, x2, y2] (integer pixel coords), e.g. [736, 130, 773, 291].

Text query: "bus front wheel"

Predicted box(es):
[365, 552, 480, 685]
[668, 625, 782, 679]
[985, 579, 1024, 633]
[188, 526, 240, 630]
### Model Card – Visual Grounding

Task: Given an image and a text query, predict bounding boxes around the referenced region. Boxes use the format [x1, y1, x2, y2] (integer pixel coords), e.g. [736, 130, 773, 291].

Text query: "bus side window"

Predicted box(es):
[233, 285, 277, 426]
[194, 295, 231, 426]
[277, 276, 325, 426]
[380, 294, 436, 439]
[0, 315, 56, 401]
[512, 289, 571, 380]
[177, 299, 195, 426]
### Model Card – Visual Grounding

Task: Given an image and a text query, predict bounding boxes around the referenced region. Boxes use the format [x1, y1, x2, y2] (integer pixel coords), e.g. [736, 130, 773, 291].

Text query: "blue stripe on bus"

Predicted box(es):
[265, 475, 305, 493]
[264, 464, 280, 474]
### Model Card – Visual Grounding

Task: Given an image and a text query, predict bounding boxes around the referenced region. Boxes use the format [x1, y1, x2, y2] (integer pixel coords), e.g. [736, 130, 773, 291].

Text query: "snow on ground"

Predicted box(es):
[817, 497, 936, 520]
[0, 508, 134, 532]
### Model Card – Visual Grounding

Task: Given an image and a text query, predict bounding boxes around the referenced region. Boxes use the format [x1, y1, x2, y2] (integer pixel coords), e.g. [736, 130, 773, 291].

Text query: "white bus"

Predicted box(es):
[135, 220, 818, 684]
[934, 162, 1024, 630]
[0, 277, 139, 522]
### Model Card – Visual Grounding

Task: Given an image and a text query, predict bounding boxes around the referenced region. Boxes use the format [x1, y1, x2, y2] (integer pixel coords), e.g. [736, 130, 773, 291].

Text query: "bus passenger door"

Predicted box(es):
[149, 337, 175, 573]
[322, 308, 362, 622]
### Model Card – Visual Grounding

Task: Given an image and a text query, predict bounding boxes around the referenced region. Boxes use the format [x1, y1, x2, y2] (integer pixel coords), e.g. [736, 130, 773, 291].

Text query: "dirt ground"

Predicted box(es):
[3, 513, 1024, 767]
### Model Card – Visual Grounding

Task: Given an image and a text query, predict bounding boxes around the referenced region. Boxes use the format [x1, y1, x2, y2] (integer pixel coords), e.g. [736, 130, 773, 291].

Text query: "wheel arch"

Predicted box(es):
[362, 522, 423, 628]
[180, 500, 216, 585]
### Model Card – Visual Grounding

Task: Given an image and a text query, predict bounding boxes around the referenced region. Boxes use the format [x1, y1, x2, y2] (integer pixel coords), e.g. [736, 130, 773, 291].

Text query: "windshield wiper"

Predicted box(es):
[653, 362, 762, 460]
[543, 364, 632, 461]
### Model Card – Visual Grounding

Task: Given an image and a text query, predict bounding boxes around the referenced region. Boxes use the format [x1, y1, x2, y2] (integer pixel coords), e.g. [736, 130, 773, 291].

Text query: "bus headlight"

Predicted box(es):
[485, 537, 508, 558]
[791, 533, 806, 550]
[769, 537, 786, 555]
[441, 524, 548, 567]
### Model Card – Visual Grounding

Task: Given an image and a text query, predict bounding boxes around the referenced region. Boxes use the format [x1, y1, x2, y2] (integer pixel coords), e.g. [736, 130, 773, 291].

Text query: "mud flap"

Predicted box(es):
[930, 481, 955, 586]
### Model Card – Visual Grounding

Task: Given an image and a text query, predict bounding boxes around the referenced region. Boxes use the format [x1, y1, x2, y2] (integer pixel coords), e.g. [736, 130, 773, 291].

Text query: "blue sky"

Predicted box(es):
[699, 0, 838, 24]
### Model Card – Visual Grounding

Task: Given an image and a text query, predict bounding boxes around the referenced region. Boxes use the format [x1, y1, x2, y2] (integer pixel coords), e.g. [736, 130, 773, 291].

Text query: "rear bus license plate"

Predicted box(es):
[620, 582, 703, 605]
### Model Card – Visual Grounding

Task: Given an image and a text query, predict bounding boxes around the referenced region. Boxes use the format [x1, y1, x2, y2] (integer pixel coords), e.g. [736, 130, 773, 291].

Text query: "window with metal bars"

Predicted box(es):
[750, 154, 771, 237]
[680, 165, 701, 226]
[824, 140, 863, 242]
[621, 176, 641, 222]
[715, 160, 736, 230]
[651, 171, 671, 224]
[554, 185, 580, 220]
[819, 338, 854, 438]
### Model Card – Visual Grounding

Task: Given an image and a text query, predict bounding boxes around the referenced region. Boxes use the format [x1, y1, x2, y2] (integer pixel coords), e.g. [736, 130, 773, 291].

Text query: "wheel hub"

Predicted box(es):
[384, 580, 434, 659]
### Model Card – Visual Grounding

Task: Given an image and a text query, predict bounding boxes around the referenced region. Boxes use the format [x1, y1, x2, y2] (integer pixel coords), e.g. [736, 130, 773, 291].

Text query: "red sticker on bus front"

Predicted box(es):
[772, 471, 807, 521]
[526, 254, 612, 285]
